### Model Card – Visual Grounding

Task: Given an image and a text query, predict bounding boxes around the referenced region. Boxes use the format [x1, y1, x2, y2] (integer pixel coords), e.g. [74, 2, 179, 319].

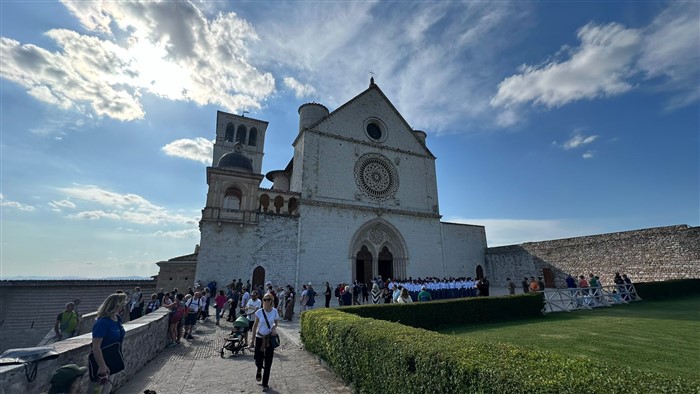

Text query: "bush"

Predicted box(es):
[635, 279, 700, 300]
[339, 293, 544, 330]
[301, 309, 699, 394]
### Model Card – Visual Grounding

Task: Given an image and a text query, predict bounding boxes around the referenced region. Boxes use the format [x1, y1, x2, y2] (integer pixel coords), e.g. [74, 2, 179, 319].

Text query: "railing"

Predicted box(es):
[542, 284, 641, 313]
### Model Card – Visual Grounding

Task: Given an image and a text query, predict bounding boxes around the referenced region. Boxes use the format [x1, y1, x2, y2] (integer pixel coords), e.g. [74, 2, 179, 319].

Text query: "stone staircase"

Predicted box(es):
[0, 280, 157, 352]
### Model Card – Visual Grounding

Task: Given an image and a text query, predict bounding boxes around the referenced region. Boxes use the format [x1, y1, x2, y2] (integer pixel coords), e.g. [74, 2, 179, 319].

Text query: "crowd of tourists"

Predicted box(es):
[47, 271, 638, 393]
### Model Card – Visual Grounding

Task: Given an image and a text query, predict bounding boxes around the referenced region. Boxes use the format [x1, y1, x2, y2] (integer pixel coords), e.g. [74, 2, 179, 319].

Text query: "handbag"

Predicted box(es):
[88, 342, 125, 381]
[261, 309, 280, 349]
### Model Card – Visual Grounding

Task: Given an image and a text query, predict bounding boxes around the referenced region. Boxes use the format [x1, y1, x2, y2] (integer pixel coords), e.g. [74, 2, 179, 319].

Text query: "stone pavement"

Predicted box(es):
[117, 313, 351, 394]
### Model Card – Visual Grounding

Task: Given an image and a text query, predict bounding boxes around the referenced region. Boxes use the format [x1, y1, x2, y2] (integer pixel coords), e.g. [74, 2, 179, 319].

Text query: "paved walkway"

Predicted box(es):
[117, 313, 351, 394]
[118, 288, 517, 393]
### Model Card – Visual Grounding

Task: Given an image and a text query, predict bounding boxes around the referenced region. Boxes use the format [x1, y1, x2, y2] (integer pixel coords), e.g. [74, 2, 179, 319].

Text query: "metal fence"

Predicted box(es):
[542, 284, 641, 313]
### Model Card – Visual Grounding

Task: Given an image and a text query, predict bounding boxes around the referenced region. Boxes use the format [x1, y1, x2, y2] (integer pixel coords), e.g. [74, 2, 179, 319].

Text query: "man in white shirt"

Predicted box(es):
[245, 290, 262, 331]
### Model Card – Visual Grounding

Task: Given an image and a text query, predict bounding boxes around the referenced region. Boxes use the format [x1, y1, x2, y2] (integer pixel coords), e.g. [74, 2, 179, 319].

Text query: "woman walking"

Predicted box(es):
[251, 293, 279, 392]
[89, 293, 127, 394]
[214, 290, 227, 325]
[283, 286, 295, 321]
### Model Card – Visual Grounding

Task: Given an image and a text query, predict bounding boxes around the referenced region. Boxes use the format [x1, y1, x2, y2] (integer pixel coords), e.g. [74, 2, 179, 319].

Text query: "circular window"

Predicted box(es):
[366, 123, 382, 140]
[354, 153, 398, 200]
[363, 118, 387, 142]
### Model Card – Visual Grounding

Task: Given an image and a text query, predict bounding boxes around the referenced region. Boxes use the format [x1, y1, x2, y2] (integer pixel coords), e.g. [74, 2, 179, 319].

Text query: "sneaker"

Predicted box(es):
[262, 386, 269, 392]
[256, 370, 261, 382]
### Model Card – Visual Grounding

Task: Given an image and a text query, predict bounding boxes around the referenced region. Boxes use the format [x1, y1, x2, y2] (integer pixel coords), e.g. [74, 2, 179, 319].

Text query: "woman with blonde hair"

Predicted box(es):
[89, 293, 127, 394]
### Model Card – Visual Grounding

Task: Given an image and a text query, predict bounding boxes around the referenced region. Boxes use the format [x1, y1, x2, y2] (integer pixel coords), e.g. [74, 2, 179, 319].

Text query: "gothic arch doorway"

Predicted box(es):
[355, 246, 373, 284]
[349, 219, 408, 282]
[476, 265, 484, 279]
[252, 266, 265, 289]
[378, 246, 393, 281]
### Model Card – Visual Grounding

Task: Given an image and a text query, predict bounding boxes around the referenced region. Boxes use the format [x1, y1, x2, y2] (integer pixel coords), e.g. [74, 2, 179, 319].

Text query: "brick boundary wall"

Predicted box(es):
[485, 225, 700, 288]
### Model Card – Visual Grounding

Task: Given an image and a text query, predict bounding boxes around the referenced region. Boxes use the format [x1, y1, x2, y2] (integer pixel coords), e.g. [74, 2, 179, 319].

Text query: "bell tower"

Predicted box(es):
[212, 111, 268, 174]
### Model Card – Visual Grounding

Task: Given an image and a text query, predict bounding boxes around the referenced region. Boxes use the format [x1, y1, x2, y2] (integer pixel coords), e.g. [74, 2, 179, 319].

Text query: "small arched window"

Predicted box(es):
[225, 122, 235, 142]
[259, 194, 270, 213]
[236, 125, 247, 145]
[223, 187, 242, 210]
[249, 127, 258, 146]
[273, 195, 284, 214]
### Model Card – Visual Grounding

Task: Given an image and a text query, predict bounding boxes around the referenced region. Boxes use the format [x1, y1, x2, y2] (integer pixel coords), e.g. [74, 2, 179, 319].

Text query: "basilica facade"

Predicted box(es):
[191, 80, 487, 289]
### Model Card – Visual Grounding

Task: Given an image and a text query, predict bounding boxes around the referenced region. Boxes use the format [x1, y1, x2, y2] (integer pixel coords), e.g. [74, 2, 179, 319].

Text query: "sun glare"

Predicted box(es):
[128, 38, 190, 100]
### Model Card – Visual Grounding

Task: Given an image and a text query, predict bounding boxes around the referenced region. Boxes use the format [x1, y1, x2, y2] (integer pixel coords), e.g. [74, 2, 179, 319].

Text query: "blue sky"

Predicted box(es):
[1, 1, 698, 278]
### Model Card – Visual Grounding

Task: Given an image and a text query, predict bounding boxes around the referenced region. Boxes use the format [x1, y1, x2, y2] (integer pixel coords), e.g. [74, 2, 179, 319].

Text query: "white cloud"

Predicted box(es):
[58, 184, 197, 226]
[491, 3, 699, 120]
[154, 229, 200, 238]
[252, 2, 524, 132]
[283, 77, 317, 99]
[445, 217, 600, 247]
[491, 22, 641, 109]
[561, 133, 598, 150]
[67, 210, 121, 220]
[0, 194, 35, 211]
[162, 137, 213, 164]
[638, 3, 700, 110]
[1, 1, 275, 122]
[48, 199, 76, 212]
[582, 151, 594, 159]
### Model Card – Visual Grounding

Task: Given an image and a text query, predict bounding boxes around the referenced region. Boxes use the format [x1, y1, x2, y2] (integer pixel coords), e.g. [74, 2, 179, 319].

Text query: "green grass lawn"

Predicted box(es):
[438, 295, 700, 382]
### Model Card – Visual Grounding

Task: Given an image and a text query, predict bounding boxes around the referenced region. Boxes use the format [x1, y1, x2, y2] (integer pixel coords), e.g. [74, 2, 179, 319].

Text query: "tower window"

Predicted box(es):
[223, 187, 242, 210]
[236, 125, 247, 145]
[225, 122, 235, 142]
[249, 127, 258, 146]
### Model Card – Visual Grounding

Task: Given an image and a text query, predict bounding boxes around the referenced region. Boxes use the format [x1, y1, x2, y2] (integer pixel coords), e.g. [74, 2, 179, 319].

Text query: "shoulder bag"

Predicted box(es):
[88, 342, 125, 381]
[261, 310, 280, 349]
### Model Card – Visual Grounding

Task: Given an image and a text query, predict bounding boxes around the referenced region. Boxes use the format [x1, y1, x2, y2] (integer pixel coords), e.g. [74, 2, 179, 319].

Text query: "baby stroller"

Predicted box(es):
[220, 316, 249, 357]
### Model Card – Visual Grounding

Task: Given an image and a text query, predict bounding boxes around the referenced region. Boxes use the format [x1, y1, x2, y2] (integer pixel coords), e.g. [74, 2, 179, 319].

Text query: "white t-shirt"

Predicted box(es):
[255, 308, 279, 336]
[246, 298, 261, 320]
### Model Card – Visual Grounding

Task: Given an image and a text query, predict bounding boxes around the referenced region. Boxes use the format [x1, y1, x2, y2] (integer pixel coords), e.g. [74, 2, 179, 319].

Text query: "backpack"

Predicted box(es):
[169, 303, 185, 323]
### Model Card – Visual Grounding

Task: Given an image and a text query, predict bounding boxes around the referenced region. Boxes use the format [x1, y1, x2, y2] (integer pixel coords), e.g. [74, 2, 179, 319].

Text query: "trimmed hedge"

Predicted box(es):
[301, 309, 700, 394]
[339, 292, 544, 330]
[635, 279, 700, 300]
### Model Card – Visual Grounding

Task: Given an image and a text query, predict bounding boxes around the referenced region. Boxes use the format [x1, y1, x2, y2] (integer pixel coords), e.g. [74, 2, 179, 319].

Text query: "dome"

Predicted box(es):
[218, 152, 253, 172]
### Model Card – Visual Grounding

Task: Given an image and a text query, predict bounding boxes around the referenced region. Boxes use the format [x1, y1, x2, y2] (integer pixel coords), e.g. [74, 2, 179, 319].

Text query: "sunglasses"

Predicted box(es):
[263, 298, 272, 302]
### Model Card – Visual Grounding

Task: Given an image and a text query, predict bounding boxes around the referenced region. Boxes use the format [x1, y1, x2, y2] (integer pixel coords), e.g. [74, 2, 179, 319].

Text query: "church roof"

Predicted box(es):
[294, 81, 435, 158]
[168, 252, 198, 262]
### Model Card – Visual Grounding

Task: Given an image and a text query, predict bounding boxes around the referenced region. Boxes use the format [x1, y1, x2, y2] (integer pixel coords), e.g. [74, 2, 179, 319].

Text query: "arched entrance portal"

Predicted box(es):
[252, 266, 265, 289]
[476, 265, 484, 279]
[355, 246, 373, 284]
[378, 246, 393, 281]
[349, 219, 408, 284]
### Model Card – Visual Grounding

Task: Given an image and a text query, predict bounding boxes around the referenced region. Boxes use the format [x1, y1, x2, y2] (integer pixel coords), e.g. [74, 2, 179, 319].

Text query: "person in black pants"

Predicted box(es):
[250, 294, 279, 392]
[324, 282, 332, 308]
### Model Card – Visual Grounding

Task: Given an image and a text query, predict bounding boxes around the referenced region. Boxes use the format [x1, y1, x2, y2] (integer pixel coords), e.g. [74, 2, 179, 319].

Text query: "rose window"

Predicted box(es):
[354, 154, 398, 200]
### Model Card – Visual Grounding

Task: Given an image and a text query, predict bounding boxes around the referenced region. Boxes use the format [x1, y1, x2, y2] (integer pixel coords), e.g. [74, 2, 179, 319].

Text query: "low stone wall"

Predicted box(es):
[0, 309, 170, 394]
[486, 225, 700, 288]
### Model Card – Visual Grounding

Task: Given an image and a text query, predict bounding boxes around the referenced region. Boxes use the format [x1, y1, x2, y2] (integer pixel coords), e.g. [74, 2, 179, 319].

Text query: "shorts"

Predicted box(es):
[185, 313, 198, 326]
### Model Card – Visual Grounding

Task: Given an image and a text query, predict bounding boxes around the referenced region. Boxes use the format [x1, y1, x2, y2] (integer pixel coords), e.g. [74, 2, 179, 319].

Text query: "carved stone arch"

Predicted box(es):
[349, 219, 408, 281]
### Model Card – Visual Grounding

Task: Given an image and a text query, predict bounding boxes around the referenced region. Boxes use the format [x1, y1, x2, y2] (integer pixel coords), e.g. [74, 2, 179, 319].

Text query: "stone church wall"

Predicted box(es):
[195, 214, 299, 287]
[296, 204, 475, 286]
[441, 222, 487, 278]
[485, 225, 700, 288]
